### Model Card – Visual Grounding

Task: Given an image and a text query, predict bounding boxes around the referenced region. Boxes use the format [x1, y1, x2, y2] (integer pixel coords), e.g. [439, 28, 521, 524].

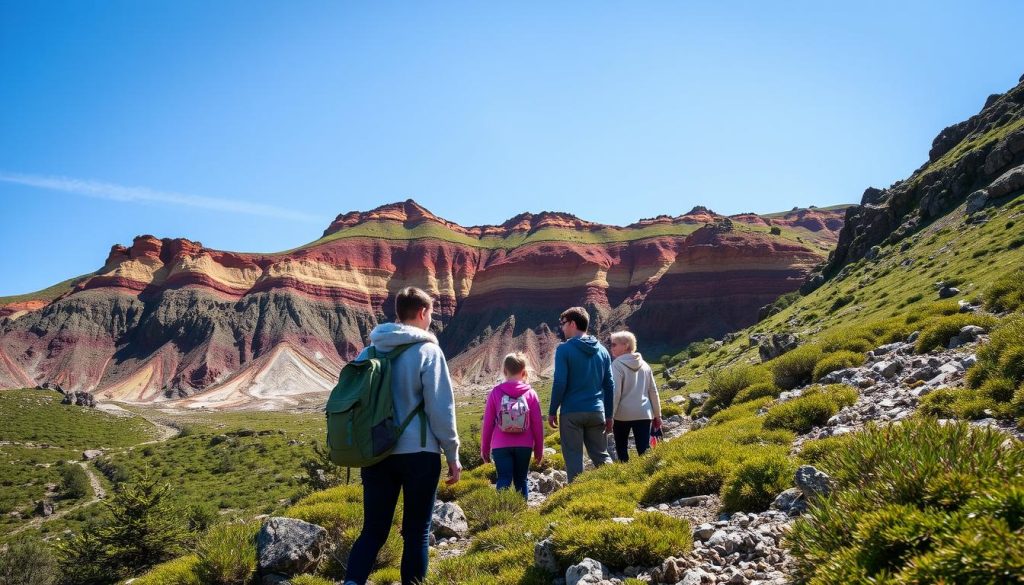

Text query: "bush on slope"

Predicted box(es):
[787, 418, 1024, 584]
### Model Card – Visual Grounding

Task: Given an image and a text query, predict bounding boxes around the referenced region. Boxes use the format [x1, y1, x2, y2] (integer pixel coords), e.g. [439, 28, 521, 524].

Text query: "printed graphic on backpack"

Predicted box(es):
[497, 393, 529, 433]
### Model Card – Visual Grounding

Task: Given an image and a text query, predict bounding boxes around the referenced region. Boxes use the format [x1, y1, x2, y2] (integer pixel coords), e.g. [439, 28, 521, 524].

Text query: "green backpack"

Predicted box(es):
[326, 342, 427, 468]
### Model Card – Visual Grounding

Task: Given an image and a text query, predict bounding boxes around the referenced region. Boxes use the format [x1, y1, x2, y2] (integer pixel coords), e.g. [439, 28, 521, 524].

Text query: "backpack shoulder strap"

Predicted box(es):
[380, 340, 431, 448]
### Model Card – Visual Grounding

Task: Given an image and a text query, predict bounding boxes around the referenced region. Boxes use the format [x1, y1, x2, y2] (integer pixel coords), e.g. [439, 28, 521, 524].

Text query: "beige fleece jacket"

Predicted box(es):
[611, 352, 662, 421]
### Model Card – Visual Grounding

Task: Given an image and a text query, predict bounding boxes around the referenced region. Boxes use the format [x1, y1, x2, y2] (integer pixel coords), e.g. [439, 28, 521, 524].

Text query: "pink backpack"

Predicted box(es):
[497, 393, 530, 433]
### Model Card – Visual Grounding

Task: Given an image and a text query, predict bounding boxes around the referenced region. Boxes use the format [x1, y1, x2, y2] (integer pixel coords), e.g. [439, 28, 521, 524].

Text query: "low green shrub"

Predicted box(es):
[0, 537, 58, 585]
[460, 486, 528, 533]
[984, 267, 1024, 312]
[640, 461, 725, 505]
[733, 382, 780, 404]
[830, 294, 855, 312]
[285, 500, 364, 537]
[915, 314, 998, 353]
[968, 314, 1024, 389]
[763, 385, 858, 433]
[59, 463, 90, 500]
[469, 510, 546, 554]
[531, 452, 564, 472]
[661, 402, 684, 418]
[812, 351, 866, 382]
[918, 387, 960, 418]
[465, 462, 498, 483]
[367, 567, 401, 584]
[701, 365, 773, 413]
[919, 385, 1016, 421]
[769, 344, 824, 390]
[719, 453, 795, 513]
[708, 398, 772, 426]
[544, 482, 638, 520]
[290, 575, 335, 585]
[194, 522, 258, 585]
[787, 418, 1024, 584]
[437, 477, 491, 502]
[797, 436, 853, 469]
[544, 432, 561, 448]
[551, 512, 692, 571]
[132, 554, 202, 585]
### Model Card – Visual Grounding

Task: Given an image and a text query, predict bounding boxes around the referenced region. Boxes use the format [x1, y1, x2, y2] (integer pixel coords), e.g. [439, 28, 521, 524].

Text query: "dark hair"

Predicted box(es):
[503, 352, 528, 376]
[395, 287, 433, 322]
[560, 306, 589, 332]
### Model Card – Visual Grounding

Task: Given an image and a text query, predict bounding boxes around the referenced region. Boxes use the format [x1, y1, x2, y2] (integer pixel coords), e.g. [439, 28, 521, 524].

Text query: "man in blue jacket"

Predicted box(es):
[548, 306, 614, 482]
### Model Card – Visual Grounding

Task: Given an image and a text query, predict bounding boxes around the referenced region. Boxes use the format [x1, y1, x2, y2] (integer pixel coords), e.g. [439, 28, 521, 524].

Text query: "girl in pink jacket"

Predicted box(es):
[480, 352, 545, 498]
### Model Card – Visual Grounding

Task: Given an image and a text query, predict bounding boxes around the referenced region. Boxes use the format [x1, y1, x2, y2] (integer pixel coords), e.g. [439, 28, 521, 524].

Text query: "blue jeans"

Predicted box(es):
[492, 447, 532, 498]
[613, 419, 652, 463]
[345, 452, 441, 585]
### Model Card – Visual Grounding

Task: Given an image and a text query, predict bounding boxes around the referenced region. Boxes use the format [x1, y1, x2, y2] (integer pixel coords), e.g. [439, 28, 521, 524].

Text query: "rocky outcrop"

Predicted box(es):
[256, 517, 328, 577]
[810, 75, 1024, 288]
[0, 201, 845, 405]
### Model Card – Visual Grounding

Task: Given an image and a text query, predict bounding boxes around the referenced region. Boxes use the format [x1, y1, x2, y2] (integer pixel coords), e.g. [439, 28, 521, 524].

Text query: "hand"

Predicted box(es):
[445, 460, 462, 485]
[653, 416, 663, 429]
[604, 419, 614, 434]
[534, 455, 544, 466]
[548, 414, 558, 429]
[481, 453, 491, 464]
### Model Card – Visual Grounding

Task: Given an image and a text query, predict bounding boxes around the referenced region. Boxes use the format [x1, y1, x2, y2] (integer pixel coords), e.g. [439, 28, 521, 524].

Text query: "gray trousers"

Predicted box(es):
[559, 411, 612, 482]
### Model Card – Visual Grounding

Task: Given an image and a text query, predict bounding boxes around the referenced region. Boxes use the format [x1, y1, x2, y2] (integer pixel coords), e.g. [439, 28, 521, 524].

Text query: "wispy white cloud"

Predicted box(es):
[0, 171, 321, 223]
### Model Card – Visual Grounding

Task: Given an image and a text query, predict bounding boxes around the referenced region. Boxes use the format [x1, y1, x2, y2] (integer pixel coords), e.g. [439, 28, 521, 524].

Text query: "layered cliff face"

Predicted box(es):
[813, 74, 1024, 285]
[0, 202, 845, 407]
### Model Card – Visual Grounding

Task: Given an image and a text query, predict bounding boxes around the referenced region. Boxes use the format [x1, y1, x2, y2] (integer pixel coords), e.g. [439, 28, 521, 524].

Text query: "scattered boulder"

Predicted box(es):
[256, 517, 328, 576]
[759, 333, 799, 362]
[565, 557, 609, 585]
[35, 500, 54, 517]
[957, 325, 986, 343]
[770, 488, 807, 516]
[965, 189, 989, 214]
[432, 501, 468, 539]
[986, 163, 1024, 199]
[82, 450, 103, 461]
[870, 360, 902, 379]
[534, 537, 559, 574]
[687, 392, 709, 406]
[693, 523, 716, 541]
[795, 466, 831, 500]
[938, 285, 961, 299]
[61, 391, 96, 407]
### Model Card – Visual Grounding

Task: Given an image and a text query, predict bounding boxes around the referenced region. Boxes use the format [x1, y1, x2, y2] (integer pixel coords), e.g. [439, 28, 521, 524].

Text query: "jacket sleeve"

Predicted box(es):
[611, 362, 625, 421]
[529, 390, 545, 459]
[420, 345, 461, 463]
[602, 352, 615, 417]
[646, 365, 662, 419]
[549, 345, 568, 416]
[480, 391, 496, 458]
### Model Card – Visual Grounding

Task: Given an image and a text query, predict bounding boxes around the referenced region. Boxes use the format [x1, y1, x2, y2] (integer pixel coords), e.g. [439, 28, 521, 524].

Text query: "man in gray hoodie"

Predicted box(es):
[345, 287, 461, 585]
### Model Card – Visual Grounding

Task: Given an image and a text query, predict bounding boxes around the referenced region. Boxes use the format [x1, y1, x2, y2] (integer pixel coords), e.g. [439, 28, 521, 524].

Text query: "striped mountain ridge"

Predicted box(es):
[0, 201, 847, 408]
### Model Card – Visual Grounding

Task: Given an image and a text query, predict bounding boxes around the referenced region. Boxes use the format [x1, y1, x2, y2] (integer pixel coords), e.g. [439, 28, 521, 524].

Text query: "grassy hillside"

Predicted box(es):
[659, 191, 1024, 397]
[0, 389, 157, 537]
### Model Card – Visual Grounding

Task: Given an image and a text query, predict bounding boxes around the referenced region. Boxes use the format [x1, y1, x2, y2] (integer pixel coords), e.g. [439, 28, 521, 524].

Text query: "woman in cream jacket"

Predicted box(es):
[609, 331, 662, 462]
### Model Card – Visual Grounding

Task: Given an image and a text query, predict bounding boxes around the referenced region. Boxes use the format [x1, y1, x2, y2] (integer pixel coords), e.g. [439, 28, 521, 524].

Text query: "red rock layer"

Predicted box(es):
[0, 201, 846, 406]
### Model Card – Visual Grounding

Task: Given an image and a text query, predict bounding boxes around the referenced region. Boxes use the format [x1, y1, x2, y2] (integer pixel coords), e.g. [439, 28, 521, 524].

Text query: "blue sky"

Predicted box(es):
[1, 1, 1022, 296]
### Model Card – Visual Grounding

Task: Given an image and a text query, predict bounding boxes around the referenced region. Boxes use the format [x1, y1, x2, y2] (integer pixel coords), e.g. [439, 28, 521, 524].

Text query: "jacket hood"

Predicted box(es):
[614, 352, 645, 372]
[368, 322, 438, 352]
[495, 379, 531, 398]
[567, 334, 601, 356]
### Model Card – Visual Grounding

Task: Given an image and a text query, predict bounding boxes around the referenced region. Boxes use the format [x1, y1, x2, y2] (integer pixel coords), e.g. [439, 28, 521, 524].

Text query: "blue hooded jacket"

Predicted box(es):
[549, 335, 615, 417]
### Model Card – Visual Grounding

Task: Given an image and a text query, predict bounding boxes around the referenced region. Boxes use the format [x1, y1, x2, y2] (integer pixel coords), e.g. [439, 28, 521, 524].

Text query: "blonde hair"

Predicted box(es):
[503, 352, 528, 377]
[610, 330, 637, 353]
